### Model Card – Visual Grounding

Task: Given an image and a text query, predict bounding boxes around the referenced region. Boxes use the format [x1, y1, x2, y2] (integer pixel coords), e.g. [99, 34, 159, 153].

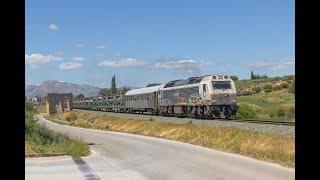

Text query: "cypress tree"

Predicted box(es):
[111, 75, 116, 94]
[251, 71, 254, 80]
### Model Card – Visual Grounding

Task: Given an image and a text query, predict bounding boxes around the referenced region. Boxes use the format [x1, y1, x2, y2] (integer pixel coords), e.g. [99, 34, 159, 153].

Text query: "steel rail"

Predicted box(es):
[75, 108, 295, 126]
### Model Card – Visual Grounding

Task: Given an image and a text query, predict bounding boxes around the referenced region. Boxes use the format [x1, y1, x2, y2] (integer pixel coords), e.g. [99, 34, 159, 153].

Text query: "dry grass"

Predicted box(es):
[67, 111, 295, 167]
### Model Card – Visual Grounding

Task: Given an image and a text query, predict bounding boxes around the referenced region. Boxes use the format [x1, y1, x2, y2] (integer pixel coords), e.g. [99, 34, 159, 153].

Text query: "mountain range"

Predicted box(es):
[25, 80, 101, 97]
[25, 80, 140, 98]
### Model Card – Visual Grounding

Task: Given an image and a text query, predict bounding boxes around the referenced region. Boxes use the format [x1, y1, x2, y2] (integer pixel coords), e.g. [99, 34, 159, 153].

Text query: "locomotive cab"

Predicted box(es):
[200, 75, 238, 118]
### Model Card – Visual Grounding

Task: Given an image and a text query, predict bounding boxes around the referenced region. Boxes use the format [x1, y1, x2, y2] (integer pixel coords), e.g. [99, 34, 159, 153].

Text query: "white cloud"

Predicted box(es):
[25, 53, 62, 68]
[72, 57, 85, 62]
[96, 45, 108, 49]
[74, 43, 85, 48]
[59, 62, 83, 70]
[153, 60, 210, 76]
[153, 60, 202, 69]
[48, 24, 59, 31]
[246, 60, 295, 71]
[51, 51, 62, 56]
[98, 58, 147, 67]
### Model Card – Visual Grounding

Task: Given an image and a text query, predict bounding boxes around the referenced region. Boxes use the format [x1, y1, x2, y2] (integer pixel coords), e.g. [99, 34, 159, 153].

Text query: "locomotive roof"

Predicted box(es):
[125, 85, 163, 96]
[163, 75, 208, 88]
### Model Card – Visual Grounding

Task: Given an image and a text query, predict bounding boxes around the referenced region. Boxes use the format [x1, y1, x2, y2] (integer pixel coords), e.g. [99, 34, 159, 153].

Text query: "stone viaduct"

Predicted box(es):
[44, 93, 73, 114]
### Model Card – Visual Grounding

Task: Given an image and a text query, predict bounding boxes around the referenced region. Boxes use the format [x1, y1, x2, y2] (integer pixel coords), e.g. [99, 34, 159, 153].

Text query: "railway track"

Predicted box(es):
[217, 119, 295, 126]
[76, 109, 295, 126]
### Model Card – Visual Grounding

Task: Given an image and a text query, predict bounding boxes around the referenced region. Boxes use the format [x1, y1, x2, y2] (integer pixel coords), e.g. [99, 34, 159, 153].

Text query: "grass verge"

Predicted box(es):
[51, 111, 294, 167]
[25, 102, 90, 157]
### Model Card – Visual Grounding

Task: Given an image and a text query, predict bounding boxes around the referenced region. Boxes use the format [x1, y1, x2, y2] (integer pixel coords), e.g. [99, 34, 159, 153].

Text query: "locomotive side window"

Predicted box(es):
[212, 81, 231, 89]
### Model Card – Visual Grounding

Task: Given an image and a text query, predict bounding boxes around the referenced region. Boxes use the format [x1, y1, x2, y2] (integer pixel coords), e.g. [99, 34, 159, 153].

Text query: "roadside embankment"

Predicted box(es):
[25, 102, 90, 157]
[44, 111, 295, 167]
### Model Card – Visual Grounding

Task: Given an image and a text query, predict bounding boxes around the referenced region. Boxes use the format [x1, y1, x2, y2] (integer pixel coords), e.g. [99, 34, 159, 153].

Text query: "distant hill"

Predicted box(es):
[25, 80, 101, 97]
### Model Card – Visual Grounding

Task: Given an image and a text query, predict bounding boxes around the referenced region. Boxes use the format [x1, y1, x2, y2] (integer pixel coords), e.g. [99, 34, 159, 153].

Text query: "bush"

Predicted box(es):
[236, 103, 258, 119]
[287, 106, 295, 119]
[272, 84, 282, 91]
[241, 90, 252, 96]
[264, 88, 272, 93]
[288, 80, 295, 94]
[251, 86, 261, 93]
[263, 84, 272, 90]
[25, 101, 38, 122]
[277, 109, 286, 118]
[263, 84, 273, 93]
[64, 112, 78, 122]
[280, 82, 289, 89]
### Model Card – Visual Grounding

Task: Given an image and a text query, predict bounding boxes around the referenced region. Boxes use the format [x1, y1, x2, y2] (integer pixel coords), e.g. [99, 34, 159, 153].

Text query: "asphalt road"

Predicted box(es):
[34, 114, 294, 180]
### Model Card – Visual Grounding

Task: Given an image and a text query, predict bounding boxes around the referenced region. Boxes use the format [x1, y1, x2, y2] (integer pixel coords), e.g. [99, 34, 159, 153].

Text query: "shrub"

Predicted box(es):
[241, 90, 252, 96]
[263, 84, 272, 90]
[64, 112, 78, 122]
[277, 109, 286, 118]
[251, 86, 261, 93]
[263, 84, 273, 93]
[272, 84, 282, 91]
[288, 80, 295, 94]
[280, 82, 289, 89]
[269, 112, 275, 118]
[236, 103, 258, 119]
[264, 88, 272, 93]
[287, 106, 295, 119]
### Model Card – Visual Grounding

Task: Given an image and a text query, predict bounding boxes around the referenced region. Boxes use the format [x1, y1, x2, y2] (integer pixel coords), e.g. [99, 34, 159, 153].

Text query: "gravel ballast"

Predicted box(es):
[76, 110, 295, 139]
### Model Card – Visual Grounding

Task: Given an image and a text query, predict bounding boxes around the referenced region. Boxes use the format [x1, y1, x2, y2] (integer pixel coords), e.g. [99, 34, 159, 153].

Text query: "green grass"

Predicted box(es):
[63, 111, 294, 167]
[26, 121, 90, 157]
[25, 102, 90, 157]
[237, 89, 295, 121]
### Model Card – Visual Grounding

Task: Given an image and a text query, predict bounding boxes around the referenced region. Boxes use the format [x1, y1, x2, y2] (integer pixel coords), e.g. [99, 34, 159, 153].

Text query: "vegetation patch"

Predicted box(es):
[25, 102, 90, 157]
[236, 103, 258, 119]
[60, 111, 294, 167]
[237, 89, 295, 120]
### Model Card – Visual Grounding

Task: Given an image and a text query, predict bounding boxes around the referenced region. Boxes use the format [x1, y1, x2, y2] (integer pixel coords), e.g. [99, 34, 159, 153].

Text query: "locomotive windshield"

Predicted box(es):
[212, 81, 231, 89]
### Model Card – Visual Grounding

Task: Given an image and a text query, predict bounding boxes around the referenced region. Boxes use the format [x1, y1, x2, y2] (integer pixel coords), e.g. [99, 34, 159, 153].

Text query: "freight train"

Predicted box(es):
[73, 74, 238, 119]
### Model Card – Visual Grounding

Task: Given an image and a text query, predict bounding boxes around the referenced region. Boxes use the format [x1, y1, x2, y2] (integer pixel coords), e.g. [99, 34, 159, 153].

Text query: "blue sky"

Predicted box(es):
[26, 0, 295, 88]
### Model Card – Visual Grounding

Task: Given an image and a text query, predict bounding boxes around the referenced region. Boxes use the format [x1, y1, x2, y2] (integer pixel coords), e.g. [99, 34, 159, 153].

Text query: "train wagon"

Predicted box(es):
[125, 85, 163, 113]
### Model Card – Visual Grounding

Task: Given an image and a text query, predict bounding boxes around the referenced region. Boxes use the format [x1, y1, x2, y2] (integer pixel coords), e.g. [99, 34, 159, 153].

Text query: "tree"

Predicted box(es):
[250, 71, 254, 80]
[75, 94, 85, 99]
[120, 87, 131, 94]
[111, 75, 116, 95]
[251, 86, 261, 93]
[230, 76, 238, 81]
[99, 88, 111, 97]
[146, 83, 161, 87]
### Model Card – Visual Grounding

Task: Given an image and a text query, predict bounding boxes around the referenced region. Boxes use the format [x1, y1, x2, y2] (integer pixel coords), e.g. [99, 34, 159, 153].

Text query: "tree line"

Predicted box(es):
[98, 75, 131, 97]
